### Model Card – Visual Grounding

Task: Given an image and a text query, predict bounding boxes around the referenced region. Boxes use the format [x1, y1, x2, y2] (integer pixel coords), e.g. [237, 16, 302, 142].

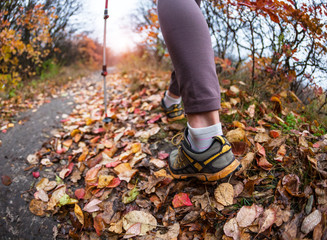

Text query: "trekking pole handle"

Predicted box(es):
[104, 0, 109, 19]
[101, 0, 109, 77]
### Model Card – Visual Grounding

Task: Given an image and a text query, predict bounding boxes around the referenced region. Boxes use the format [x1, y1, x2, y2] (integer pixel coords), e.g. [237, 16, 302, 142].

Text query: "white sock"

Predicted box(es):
[163, 91, 181, 108]
[187, 122, 223, 152]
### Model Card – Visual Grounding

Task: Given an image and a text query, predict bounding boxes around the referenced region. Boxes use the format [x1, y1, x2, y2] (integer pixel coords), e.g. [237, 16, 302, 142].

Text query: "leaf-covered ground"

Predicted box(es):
[13, 71, 327, 239]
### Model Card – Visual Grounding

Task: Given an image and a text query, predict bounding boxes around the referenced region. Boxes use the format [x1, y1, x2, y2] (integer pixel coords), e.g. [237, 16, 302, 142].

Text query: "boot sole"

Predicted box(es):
[169, 159, 241, 182]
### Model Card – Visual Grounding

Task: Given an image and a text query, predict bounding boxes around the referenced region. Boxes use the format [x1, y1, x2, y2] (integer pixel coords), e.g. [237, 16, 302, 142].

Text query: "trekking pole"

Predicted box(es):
[102, 0, 112, 123]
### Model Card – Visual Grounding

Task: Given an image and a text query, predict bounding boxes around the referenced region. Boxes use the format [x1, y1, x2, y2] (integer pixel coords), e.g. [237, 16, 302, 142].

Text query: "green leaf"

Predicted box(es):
[122, 187, 139, 204]
[56, 175, 64, 184]
[59, 193, 78, 206]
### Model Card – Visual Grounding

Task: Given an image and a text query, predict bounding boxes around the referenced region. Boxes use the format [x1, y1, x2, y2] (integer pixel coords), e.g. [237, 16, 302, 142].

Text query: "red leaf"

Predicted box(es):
[106, 177, 121, 188]
[172, 193, 193, 208]
[94, 213, 105, 236]
[256, 143, 266, 157]
[256, 156, 273, 170]
[75, 188, 86, 200]
[231, 142, 248, 156]
[93, 128, 105, 134]
[147, 114, 162, 124]
[269, 130, 280, 138]
[65, 162, 74, 178]
[32, 172, 40, 178]
[106, 161, 121, 168]
[1, 175, 12, 186]
[158, 151, 169, 160]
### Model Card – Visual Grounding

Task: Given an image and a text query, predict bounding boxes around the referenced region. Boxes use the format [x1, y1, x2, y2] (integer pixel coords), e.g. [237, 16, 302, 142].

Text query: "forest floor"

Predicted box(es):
[0, 70, 326, 240]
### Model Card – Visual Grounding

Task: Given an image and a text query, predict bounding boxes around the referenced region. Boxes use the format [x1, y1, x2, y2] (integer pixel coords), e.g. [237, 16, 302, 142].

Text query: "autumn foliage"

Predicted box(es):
[0, 1, 103, 96]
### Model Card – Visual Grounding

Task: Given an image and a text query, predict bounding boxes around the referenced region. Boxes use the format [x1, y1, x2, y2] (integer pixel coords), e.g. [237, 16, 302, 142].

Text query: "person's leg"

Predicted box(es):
[158, 0, 221, 148]
[158, 0, 240, 181]
[158, 0, 220, 117]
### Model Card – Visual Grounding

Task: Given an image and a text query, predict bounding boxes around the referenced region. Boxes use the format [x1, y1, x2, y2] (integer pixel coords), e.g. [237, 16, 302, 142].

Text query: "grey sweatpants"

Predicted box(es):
[158, 0, 221, 114]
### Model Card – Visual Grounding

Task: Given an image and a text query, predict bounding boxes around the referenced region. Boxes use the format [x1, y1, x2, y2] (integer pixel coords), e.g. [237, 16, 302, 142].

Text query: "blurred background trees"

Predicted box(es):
[0, 0, 103, 97]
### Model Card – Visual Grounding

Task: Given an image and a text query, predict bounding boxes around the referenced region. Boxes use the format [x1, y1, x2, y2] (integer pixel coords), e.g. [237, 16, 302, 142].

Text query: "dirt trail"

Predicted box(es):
[0, 95, 75, 240]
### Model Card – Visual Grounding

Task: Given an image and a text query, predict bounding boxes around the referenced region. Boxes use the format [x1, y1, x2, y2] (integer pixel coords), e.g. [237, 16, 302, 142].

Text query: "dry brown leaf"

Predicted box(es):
[109, 219, 123, 234]
[258, 207, 277, 233]
[223, 218, 240, 240]
[236, 205, 258, 228]
[236, 152, 255, 176]
[301, 209, 322, 234]
[29, 199, 47, 216]
[156, 223, 180, 240]
[122, 210, 157, 235]
[214, 183, 234, 206]
[254, 133, 271, 143]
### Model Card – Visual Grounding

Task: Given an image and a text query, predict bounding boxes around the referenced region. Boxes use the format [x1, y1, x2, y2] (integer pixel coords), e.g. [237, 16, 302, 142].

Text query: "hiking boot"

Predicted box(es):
[168, 128, 241, 181]
[161, 97, 185, 122]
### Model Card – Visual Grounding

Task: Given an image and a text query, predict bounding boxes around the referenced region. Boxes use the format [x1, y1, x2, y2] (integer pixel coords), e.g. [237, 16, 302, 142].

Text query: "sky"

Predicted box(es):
[73, 0, 142, 54]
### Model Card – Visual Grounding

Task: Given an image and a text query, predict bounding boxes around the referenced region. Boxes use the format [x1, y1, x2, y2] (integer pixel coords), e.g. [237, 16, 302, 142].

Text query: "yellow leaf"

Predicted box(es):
[74, 204, 84, 225]
[71, 129, 80, 137]
[114, 163, 132, 174]
[98, 175, 115, 188]
[226, 128, 246, 143]
[131, 143, 142, 153]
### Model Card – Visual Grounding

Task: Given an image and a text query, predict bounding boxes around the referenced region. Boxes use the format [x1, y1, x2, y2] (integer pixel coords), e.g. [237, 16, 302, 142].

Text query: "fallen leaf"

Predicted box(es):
[236, 205, 258, 227]
[33, 171, 40, 178]
[223, 218, 240, 240]
[75, 188, 86, 200]
[1, 175, 12, 186]
[246, 104, 256, 118]
[83, 199, 102, 213]
[256, 156, 273, 170]
[109, 219, 123, 234]
[236, 152, 255, 175]
[172, 193, 193, 208]
[226, 128, 246, 143]
[232, 121, 245, 129]
[94, 213, 105, 236]
[27, 154, 39, 165]
[301, 209, 322, 234]
[282, 174, 303, 196]
[158, 151, 169, 160]
[118, 169, 138, 183]
[231, 141, 248, 156]
[29, 199, 47, 216]
[124, 223, 141, 238]
[254, 133, 271, 143]
[258, 207, 276, 233]
[114, 163, 132, 174]
[122, 186, 139, 204]
[74, 204, 84, 225]
[214, 183, 234, 206]
[35, 189, 49, 202]
[269, 130, 281, 138]
[59, 193, 78, 206]
[156, 222, 180, 239]
[277, 144, 287, 156]
[150, 158, 166, 168]
[85, 165, 102, 184]
[122, 210, 157, 235]
[131, 143, 142, 153]
[106, 177, 121, 188]
[97, 175, 115, 188]
[256, 143, 266, 157]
